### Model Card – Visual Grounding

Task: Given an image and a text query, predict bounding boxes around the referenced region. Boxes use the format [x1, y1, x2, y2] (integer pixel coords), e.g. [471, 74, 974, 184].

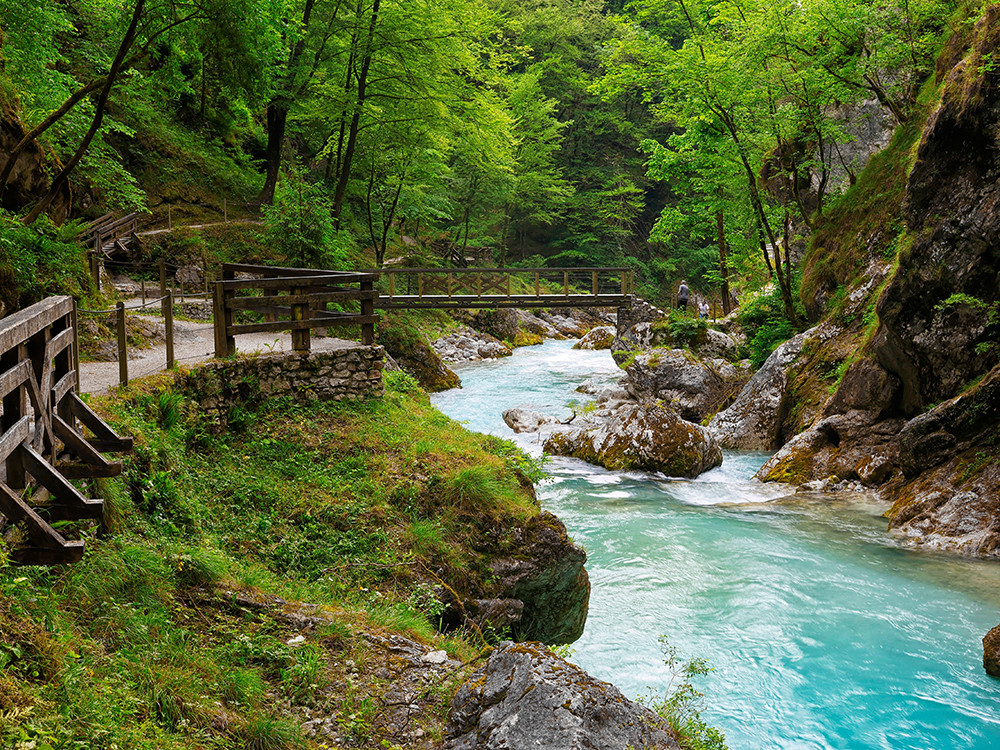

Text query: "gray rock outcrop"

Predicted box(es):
[709, 329, 812, 450]
[623, 349, 750, 422]
[445, 641, 680, 750]
[433, 327, 512, 363]
[503, 407, 559, 434]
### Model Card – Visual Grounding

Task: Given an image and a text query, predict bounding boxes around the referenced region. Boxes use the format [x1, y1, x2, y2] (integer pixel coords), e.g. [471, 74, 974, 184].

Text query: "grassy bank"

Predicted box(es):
[0, 369, 545, 750]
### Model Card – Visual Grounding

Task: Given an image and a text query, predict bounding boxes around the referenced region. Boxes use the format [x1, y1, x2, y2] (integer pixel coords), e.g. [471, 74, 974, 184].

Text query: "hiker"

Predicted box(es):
[677, 280, 690, 311]
[699, 300, 710, 319]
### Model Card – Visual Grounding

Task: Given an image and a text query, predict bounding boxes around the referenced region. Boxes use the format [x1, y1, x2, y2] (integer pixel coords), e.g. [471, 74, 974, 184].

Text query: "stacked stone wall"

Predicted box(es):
[179, 345, 385, 416]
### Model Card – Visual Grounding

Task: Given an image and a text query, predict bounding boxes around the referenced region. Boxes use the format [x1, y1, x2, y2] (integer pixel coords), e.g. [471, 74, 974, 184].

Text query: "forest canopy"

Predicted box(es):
[0, 0, 960, 306]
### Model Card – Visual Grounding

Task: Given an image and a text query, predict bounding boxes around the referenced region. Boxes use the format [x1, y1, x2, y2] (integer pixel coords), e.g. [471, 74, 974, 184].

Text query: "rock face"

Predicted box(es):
[544, 402, 722, 478]
[489, 513, 590, 644]
[573, 325, 615, 350]
[882, 365, 1000, 556]
[380, 328, 461, 392]
[433, 327, 512, 363]
[455, 308, 519, 342]
[870, 8, 1000, 415]
[445, 641, 680, 750]
[0, 101, 71, 224]
[623, 350, 750, 423]
[709, 330, 811, 450]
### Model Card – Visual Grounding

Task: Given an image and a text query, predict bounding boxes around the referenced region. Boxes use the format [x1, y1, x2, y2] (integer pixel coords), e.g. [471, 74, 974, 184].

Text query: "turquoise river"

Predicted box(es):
[431, 339, 1000, 750]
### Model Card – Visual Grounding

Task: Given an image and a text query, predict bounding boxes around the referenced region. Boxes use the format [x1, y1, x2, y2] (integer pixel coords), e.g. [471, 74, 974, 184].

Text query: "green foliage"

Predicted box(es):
[262, 168, 349, 269]
[479, 434, 548, 484]
[640, 636, 728, 750]
[737, 284, 803, 367]
[0, 213, 91, 311]
[935, 293, 1000, 357]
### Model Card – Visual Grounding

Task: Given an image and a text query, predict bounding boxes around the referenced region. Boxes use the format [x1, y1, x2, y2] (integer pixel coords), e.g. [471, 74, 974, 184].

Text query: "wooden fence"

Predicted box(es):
[212, 263, 377, 357]
[82, 212, 140, 290]
[0, 297, 132, 565]
[373, 266, 633, 309]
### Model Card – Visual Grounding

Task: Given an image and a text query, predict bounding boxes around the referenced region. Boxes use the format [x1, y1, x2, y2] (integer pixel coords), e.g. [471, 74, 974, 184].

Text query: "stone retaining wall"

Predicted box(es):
[180, 345, 385, 415]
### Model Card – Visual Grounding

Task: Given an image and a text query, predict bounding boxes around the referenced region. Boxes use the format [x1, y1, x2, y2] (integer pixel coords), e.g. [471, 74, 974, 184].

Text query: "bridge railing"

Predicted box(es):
[372, 266, 633, 309]
[212, 263, 377, 357]
[0, 296, 132, 565]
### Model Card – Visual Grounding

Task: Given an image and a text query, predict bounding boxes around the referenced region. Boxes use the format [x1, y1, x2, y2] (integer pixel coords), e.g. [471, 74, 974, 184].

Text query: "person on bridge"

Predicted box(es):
[677, 280, 690, 311]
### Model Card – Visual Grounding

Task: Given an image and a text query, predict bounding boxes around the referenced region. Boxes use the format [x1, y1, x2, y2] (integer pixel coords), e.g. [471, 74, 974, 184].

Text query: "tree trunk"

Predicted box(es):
[716, 209, 731, 316]
[258, 103, 288, 205]
[23, 0, 146, 224]
[332, 0, 380, 225]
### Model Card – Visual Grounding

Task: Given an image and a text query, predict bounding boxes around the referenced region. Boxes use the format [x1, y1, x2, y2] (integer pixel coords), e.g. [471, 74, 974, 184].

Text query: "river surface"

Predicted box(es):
[431, 339, 1000, 750]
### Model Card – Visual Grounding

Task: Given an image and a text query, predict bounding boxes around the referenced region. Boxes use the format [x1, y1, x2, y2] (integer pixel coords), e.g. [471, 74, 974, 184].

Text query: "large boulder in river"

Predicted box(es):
[709, 329, 812, 450]
[984, 624, 1000, 677]
[623, 349, 750, 422]
[454, 308, 519, 342]
[445, 641, 680, 750]
[544, 402, 722, 478]
[489, 512, 590, 644]
[574, 325, 616, 350]
[503, 407, 559, 433]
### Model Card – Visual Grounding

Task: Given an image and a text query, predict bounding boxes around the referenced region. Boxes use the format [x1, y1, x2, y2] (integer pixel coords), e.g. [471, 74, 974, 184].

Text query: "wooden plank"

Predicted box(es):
[0, 417, 30, 461]
[227, 290, 377, 310]
[222, 263, 375, 280]
[0, 481, 73, 550]
[51, 371, 77, 407]
[67, 393, 133, 452]
[52, 416, 122, 478]
[10, 542, 85, 565]
[0, 360, 30, 400]
[0, 297, 73, 353]
[228, 315, 379, 336]
[355, 266, 630, 275]
[20, 446, 103, 519]
[44, 327, 74, 363]
[216, 274, 366, 291]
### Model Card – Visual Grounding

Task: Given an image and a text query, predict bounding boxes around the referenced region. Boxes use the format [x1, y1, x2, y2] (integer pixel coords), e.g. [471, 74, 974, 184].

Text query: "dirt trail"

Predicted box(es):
[78, 310, 359, 395]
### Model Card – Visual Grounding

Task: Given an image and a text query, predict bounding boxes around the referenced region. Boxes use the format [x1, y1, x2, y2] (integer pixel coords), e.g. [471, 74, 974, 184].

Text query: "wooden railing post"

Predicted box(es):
[212, 281, 227, 357]
[116, 302, 128, 386]
[165, 290, 175, 370]
[592, 270, 598, 296]
[0, 344, 27, 488]
[159, 258, 167, 300]
[291, 286, 310, 352]
[361, 279, 375, 346]
[563, 271, 569, 297]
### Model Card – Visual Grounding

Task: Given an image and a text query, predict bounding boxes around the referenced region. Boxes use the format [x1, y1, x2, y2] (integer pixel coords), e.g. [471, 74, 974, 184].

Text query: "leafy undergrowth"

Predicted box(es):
[0, 371, 544, 749]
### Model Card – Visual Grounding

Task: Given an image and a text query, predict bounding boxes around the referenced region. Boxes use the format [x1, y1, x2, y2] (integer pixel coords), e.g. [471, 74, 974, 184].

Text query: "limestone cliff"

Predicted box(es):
[718, 8, 1000, 557]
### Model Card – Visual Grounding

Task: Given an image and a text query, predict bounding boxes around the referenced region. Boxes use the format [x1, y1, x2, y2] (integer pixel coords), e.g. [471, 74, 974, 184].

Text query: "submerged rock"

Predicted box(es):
[445, 641, 679, 750]
[544, 401, 722, 478]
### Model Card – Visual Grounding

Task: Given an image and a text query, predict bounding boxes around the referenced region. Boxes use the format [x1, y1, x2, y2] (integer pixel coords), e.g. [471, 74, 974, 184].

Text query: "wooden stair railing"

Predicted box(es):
[0, 296, 132, 565]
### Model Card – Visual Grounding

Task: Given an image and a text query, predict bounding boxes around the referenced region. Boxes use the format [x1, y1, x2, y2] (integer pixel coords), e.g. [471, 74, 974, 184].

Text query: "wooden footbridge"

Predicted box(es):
[211, 263, 632, 356]
[1, 263, 629, 564]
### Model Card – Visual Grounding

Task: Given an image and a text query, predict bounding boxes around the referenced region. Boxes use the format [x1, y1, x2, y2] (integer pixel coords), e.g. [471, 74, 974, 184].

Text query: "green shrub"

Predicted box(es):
[737, 284, 802, 367]
[0, 213, 91, 312]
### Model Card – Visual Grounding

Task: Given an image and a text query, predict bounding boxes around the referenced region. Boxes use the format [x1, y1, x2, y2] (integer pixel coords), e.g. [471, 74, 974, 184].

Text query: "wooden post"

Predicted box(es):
[388, 271, 395, 298]
[116, 302, 128, 386]
[165, 290, 175, 370]
[592, 270, 598, 297]
[447, 272, 453, 299]
[361, 278, 375, 346]
[70, 298, 80, 391]
[158, 258, 167, 299]
[534, 271, 540, 298]
[563, 271, 569, 297]
[212, 281, 228, 357]
[1, 345, 28, 488]
[291, 286, 310, 352]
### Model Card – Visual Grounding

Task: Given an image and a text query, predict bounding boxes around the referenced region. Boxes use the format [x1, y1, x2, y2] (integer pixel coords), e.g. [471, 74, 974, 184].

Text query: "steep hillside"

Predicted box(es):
[751, 5, 1000, 556]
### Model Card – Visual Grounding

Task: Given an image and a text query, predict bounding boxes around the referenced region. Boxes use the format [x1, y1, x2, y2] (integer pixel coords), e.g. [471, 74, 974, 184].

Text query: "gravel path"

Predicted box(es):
[79, 311, 360, 395]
